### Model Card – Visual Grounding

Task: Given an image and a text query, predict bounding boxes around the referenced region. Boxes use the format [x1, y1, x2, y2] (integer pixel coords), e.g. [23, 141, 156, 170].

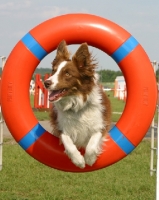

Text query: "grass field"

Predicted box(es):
[0, 139, 156, 199]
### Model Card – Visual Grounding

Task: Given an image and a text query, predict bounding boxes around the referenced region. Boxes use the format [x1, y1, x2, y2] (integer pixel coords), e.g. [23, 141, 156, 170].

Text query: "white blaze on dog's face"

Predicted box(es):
[44, 40, 97, 102]
[48, 61, 68, 89]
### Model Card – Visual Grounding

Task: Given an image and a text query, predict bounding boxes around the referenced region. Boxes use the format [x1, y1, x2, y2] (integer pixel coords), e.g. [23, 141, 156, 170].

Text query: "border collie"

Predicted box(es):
[44, 40, 111, 168]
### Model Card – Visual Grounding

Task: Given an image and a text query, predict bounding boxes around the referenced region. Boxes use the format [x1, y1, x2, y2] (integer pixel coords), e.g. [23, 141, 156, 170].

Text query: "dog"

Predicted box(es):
[44, 40, 111, 169]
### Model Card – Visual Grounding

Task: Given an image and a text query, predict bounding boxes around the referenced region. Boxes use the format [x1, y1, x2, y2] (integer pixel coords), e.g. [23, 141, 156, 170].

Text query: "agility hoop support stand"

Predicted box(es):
[1, 14, 157, 173]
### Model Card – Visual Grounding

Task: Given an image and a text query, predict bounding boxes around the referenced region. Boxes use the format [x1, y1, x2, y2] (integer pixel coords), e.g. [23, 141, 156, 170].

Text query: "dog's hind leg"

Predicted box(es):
[60, 134, 85, 169]
[84, 132, 103, 166]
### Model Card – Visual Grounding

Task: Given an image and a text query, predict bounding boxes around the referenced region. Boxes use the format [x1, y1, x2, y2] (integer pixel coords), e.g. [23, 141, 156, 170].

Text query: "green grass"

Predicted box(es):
[34, 111, 50, 121]
[106, 90, 125, 122]
[30, 95, 34, 107]
[0, 139, 156, 200]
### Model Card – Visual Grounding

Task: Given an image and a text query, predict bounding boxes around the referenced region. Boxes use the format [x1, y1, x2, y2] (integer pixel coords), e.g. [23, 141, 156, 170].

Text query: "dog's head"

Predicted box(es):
[44, 40, 97, 102]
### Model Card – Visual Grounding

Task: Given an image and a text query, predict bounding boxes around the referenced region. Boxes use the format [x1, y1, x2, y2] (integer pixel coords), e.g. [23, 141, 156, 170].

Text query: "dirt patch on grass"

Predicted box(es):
[3, 138, 17, 145]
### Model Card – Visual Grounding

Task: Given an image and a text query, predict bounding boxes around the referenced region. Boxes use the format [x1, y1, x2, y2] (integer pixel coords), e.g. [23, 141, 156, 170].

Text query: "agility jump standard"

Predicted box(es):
[34, 74, 51, 109]
[1, 14, 157, 173]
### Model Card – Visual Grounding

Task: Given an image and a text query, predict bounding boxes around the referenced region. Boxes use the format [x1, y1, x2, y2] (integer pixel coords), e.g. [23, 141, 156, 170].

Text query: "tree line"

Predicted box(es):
[1, 67, 158, 83]
[0, 67, 123, 82]
[97, 69, 123, 82]
[31, 68, 123, 83]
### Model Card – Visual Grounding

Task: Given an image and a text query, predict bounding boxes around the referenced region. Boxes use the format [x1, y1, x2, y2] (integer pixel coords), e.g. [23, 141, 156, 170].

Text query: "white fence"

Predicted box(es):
[150, 61, 159, 200]
[0, 56, 6, 170]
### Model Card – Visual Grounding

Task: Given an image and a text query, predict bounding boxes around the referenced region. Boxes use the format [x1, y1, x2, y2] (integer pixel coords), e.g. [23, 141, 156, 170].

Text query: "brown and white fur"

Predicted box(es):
[44, 40, 111, 169]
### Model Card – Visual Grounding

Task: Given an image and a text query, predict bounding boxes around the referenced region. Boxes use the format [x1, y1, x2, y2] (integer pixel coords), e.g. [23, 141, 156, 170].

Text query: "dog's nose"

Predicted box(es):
[44, 80, 52, 88]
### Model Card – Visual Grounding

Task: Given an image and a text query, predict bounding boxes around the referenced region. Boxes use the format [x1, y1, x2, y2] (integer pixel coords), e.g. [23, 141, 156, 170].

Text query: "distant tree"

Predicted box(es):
[32, 68, 52, 80]
[156, 68, 159, 82]
[97, 69, 123, 82]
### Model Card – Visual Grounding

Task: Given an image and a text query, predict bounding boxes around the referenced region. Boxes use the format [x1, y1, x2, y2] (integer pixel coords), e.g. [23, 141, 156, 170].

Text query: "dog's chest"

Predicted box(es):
[56, 104, 104, 148]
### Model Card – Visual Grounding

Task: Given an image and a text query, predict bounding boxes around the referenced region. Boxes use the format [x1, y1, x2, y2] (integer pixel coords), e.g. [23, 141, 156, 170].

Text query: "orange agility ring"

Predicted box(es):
[1, 14, 157, 172]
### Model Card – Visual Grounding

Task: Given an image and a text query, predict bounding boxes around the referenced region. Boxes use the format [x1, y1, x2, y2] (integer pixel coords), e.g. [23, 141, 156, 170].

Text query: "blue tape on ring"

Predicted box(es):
[111, 36, 139, 63]
[18, 123, 46, 150]
[21, 32, 48, 61]
[109, 125, 135, 155]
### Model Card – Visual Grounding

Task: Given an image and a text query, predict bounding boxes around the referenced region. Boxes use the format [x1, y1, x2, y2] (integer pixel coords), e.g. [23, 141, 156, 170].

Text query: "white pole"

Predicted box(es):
[156, 63, 159, 200]
[150, 61, 157, 176]
[150, 117, 155, 176]
[39, 89, 42, 106]
[0, 56, 6, 171]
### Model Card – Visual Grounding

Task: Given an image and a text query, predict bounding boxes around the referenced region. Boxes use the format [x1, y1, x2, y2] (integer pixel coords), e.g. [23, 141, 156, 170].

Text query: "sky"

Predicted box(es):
[0, 0, 159, 71]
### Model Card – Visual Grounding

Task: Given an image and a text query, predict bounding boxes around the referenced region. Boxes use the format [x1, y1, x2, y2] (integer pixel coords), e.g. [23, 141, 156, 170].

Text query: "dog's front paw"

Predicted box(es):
[69, 151, 85, 169]
[84, 150, 98, 166]
[71, 153, 85, 169]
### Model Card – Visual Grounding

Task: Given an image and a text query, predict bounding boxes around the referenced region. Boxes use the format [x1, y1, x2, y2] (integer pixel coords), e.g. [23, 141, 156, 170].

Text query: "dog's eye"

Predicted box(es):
[65, 72, 70, 77]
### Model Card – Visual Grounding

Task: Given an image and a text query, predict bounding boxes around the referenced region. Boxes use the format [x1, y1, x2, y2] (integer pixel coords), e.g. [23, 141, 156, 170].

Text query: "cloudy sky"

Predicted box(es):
[0, 0, 159, 71]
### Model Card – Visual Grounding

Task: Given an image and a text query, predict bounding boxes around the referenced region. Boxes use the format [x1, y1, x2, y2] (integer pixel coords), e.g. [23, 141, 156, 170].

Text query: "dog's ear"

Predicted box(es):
[72, 43, 97, 77]
[56, 40, 70, 60]
[72, 43, 90, 69]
